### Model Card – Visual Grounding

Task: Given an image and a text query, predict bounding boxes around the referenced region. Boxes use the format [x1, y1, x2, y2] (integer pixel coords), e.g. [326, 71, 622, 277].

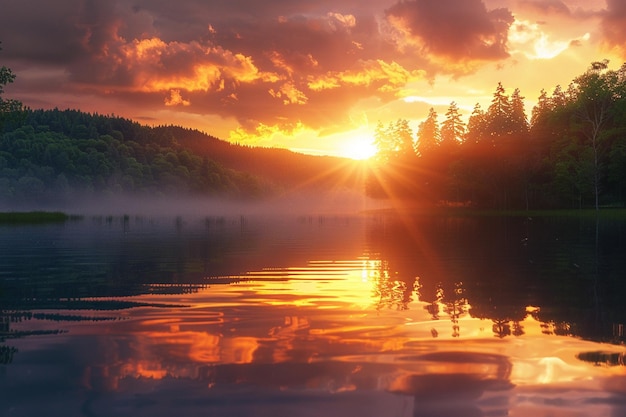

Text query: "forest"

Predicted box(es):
[0, 109, 276, 203]
[367, 60, 626, 210]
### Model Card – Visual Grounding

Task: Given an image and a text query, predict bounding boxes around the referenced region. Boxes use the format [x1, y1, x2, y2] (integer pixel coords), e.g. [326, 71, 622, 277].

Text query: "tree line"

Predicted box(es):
[0, 108, 280, 204]
[368, 60, 626, 210]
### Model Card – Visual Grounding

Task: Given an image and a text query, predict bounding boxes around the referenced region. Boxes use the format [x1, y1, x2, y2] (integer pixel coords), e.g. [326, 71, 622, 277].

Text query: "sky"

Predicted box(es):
[1, 0, 625, 159]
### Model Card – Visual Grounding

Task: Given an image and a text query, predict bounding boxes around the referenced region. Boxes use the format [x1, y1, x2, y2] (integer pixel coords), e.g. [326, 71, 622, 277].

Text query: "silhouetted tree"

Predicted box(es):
[485, 82, 511, 144]
[373, 119, 415, 163]
[569, 60, 620, 210]
[440, 101, 465, 150]
[0, 41, 24, 132]
[416, 108, 439, 158]
[509, 88, 529, 137]
[465, 103, 487, 145]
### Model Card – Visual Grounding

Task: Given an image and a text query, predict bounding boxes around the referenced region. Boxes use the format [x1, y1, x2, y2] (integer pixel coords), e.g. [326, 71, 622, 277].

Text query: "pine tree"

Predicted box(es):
[394, 118, 415, 158]
[486, 82, 511, 143]
[373, 119, 415, 162]
[416, 108, 439, 157]
[509, 88, 529, 136]
[530, 89, 549, 128]
[550, 84, 567, 109]
[465, 103, 486, 145]
[530, 88, 555, 155]
[441, 101, 465, 149]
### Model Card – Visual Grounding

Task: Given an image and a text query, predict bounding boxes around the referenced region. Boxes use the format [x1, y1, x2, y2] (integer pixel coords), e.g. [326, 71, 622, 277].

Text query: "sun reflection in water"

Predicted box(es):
[225, 257, 383, 309]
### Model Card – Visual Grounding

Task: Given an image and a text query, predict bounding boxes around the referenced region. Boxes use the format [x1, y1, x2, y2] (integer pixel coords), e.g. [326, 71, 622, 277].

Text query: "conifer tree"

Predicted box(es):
[416, 108, 439, 157]
[465, 103, 486, 145]
[441, 101, 465, 149]
[509, 88, 529, 136]
[486, 82, 511, 143]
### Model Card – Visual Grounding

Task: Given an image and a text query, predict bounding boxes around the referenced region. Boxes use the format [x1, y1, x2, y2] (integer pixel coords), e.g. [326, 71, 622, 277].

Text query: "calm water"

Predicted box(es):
[2, 212, 626, 416]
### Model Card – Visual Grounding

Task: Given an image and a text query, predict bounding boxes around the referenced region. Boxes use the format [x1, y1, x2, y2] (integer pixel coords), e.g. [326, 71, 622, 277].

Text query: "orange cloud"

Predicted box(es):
[164, 89, 191, 106]
[269, 82, 308, 105]
[307, 59, 419, 93]
[116, 37, 280, 94]
[327, 12, 357, 30]
[268, 50, 319, 77]
[229, 120, 307, 147]
[307, 75, 342, 91]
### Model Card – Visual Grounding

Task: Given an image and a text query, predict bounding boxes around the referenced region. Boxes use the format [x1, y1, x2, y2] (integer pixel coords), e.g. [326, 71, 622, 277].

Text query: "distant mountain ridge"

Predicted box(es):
[160, 125, 366, 189]
[0, 108, 366, 208]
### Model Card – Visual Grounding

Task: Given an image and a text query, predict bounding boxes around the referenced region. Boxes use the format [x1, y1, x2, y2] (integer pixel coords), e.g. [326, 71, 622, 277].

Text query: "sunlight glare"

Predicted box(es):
[341, 136, 378, 160]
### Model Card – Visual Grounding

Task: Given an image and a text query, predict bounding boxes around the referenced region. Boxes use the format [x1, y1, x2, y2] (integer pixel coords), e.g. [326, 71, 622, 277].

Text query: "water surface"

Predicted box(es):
[2, 212, 626, 416]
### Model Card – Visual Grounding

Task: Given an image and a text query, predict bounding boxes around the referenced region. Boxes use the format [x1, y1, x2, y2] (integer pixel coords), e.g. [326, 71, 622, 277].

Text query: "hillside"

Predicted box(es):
[0, 109, 367, 208]
[153, 125, 367, 190]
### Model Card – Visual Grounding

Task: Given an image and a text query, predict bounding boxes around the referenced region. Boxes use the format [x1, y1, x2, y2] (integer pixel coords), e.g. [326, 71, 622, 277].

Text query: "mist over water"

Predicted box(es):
[0, 189, 387, 219]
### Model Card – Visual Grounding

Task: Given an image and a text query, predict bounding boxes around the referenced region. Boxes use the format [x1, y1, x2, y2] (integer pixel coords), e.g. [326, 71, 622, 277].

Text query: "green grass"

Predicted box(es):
[0, 211, 80, 224]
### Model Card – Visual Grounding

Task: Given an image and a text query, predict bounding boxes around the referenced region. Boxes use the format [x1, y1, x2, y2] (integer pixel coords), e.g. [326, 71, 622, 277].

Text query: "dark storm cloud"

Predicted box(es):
[384, 0, 514, 61]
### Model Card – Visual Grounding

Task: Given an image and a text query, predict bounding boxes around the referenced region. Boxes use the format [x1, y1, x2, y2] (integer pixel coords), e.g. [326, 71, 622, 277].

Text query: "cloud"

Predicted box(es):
[0, 0, 112, 65]
[228, 120, 316, 152]
[307, 60, 419, 92]
[80, 36, 281, 93]
[327, 12, 357, 30]
[518, 0, 573, 16]
[269, 82, 309, 105]
[508, 18, 590, 60]
[601, 0, 626, 58]
[164, 89, 191, 106]
[514, 0, 625, 60]
[384, 0, 514, 65]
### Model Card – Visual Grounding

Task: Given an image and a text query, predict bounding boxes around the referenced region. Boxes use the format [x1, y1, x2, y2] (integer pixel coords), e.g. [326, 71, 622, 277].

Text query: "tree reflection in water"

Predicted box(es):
[578, 351, 626, 367]
[372, 259, 417, 311]
[366, 212, 626, 343]
[0, 345, 17, 365]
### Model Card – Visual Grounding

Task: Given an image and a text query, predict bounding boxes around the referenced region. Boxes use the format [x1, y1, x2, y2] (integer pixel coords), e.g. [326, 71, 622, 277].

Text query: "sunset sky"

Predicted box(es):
[1, 0, 625, 159]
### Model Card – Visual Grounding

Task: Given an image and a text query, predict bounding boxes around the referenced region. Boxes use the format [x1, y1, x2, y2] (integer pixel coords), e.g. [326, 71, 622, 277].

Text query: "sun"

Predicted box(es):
[340, 136, 378, 160]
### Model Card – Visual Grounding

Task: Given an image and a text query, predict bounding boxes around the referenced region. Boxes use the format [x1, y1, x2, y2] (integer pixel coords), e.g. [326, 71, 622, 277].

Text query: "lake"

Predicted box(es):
[2, 210, 626, 416]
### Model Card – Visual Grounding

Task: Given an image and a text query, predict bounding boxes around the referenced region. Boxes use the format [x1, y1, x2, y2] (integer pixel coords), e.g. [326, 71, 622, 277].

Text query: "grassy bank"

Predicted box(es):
[0, 211, 78, 224]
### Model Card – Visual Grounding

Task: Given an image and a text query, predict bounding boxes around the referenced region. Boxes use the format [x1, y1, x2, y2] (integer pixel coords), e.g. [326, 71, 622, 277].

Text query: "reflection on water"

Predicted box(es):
[2, 213, 626, 416]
